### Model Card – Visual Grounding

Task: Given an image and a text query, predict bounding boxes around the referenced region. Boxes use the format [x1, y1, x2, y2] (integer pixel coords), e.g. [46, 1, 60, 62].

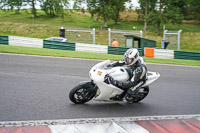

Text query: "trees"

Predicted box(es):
[189, 0, 200, 23]
[0, 0, 199, 30]
[137, 0, 157, 31]
[0, 0, 71, 20]
[74, 0, 130, 27]
[25, 0, 38, 18]
[86, 0, 113, 27]
[138, 0, 184, 32]
[143, 0, 148, 31]
[111, 0, 131, 24]
[74, 0, 113, 27]
[39, 0, 69, 17]
[0, 0, 23, 14]
[12, 0, 23, 14]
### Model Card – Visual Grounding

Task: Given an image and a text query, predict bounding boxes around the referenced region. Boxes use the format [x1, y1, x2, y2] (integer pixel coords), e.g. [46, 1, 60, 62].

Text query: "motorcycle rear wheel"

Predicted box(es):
[126, 86, 149, 103]
[69, 85, 95, 104]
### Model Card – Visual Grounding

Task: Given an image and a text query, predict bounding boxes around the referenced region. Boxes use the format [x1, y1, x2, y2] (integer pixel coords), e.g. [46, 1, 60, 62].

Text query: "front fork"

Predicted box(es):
[79, 81, 97, 95]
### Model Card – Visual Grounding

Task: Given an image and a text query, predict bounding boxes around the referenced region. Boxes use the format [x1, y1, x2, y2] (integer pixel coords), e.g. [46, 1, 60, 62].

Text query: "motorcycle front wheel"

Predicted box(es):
[69, 85, 96, 104]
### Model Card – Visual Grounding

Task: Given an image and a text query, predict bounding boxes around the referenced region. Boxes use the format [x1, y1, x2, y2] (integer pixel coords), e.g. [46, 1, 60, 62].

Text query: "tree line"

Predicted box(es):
[138, 0, 200, 32]
[0, 0, 69, 18]
[0, 0, 200, 32]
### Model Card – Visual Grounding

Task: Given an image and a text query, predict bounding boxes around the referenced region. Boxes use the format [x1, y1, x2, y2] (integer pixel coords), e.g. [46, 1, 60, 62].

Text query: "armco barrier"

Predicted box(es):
[174, 51, 200, 60]
[76, 43, 107, 53]
[1, 35, 200, 61]
[0, 35, 8, 45]
[144, 48, 175, 59]
[43, 40, 75, 51]
[154, 49, 174, 59]
[108, 46, 144, 56]
[9, 36, 43, 48]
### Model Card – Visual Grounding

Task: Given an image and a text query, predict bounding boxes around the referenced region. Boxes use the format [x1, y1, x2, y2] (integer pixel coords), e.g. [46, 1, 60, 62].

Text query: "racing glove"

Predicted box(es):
[106, 64, 114, 68]
[107, 74, 137, 89]
[107, 75, 123, 88]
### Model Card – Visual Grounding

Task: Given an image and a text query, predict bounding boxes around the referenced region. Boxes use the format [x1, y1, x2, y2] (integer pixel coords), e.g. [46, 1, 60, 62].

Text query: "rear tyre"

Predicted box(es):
[125, 86, 149, 103]
[69, 85, 95, 104]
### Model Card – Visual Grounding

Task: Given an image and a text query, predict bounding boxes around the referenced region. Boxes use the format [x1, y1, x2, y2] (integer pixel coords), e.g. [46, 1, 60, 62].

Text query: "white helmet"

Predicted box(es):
[124, 48, 139, 65]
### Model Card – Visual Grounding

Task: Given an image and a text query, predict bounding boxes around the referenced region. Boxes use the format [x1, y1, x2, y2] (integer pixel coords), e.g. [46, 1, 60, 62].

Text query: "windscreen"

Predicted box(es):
[97, 60, 110, 70]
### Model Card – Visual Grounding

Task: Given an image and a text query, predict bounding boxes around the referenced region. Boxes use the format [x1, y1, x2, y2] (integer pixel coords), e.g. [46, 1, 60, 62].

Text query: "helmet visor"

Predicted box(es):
[125, 57, 134, 65]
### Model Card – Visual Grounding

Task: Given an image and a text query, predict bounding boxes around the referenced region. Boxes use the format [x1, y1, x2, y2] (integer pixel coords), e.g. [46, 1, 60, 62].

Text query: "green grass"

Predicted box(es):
[143, 57, 200, 66]
[0, 44, 123, 60]
[0, 9, 200, 52]
[1, 10, 199, 32]
[0, 45, 200, 66]
[0, 10, 102, 28]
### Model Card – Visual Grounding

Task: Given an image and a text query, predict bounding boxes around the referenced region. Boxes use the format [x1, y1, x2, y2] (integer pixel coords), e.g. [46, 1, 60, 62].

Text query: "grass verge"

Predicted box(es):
[0, 45, 200, 66]
[1, 10, 200, 52]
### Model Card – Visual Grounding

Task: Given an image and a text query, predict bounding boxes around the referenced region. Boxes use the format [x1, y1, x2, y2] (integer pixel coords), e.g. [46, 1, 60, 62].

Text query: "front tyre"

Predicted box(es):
[69, 85, 95, 104]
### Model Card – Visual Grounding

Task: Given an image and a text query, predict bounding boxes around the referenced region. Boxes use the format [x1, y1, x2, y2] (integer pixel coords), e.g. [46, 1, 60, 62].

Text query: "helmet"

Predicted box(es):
[124, 48, 139, 65]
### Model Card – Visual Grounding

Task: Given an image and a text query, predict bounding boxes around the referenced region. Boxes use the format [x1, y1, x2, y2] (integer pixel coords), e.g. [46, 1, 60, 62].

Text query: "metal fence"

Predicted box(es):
[65, 29, 95, 44]
[9, 36, 43, 48]
[108, 28, 143, 46]
[163, 30, 182, 51]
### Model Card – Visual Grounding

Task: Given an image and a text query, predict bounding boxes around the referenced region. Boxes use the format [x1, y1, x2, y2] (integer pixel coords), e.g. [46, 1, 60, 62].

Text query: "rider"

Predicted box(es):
[107, 48, 147, 101]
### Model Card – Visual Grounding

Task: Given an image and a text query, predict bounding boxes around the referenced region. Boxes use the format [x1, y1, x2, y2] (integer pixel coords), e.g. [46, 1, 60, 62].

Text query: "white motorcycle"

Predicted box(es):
[69, 60, 160, 104]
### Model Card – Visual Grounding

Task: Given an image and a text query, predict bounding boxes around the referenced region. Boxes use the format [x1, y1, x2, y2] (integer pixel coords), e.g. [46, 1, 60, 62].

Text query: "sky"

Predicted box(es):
[18, 0, 140, 10]
[69, 0, 140, 9]
[130, 0, 140, 8]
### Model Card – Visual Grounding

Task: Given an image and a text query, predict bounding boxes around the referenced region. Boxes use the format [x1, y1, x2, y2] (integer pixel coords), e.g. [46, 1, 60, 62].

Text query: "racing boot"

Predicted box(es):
[110, 94, 123, 101]
[110, 90, 127, 101]
[125, 88, 139, 103]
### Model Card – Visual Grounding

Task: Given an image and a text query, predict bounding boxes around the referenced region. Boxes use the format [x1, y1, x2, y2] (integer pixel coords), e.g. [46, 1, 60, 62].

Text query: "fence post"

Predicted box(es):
[140, 30, 143, 37]
[108, 28, 111, 46]
[93, 28, 95, 44]
[177, 30, 182, 51]
[163, 30, 168, 41]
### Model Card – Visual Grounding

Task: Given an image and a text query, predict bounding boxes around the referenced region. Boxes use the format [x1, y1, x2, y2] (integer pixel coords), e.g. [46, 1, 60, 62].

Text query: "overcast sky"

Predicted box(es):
[21, 0, 140, 9]
[130, 0, 140, 8]
[68, 0, 140, 9]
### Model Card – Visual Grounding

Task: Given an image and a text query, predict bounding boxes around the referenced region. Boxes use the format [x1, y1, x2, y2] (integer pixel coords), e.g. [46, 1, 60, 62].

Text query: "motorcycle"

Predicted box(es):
[69, 60, 160, 104]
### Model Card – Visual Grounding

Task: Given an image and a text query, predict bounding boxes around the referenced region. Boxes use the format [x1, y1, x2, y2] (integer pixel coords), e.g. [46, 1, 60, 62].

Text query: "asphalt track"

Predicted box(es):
[0, 53, 200, 121]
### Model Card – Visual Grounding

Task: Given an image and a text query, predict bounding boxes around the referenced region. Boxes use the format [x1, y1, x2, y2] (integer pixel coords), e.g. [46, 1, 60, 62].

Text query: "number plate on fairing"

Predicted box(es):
[97, 71, 102, 75]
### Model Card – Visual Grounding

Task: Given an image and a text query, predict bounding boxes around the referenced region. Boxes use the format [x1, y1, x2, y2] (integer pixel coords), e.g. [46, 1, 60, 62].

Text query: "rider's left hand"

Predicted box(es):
[107, 64, 113, 68]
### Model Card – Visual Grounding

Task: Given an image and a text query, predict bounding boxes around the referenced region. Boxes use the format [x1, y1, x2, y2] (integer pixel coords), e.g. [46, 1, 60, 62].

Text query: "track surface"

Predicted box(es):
[0, 53, 200, 121]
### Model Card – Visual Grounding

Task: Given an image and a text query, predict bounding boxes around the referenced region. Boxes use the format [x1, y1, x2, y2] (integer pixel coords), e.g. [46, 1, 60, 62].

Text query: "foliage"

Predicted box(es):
[0, 0, 70, 17]
[137, 0, 157, 19]
[24, 0, 38, 17]
[137, 0, 184, 32]
[111, 0, 132, 24]
[39, 0, 69, 17]
[189, 0, 200, 23]
[0, 0, 23, 14]
[87, 0, 114, 27]
[74, 0, 131, 27]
